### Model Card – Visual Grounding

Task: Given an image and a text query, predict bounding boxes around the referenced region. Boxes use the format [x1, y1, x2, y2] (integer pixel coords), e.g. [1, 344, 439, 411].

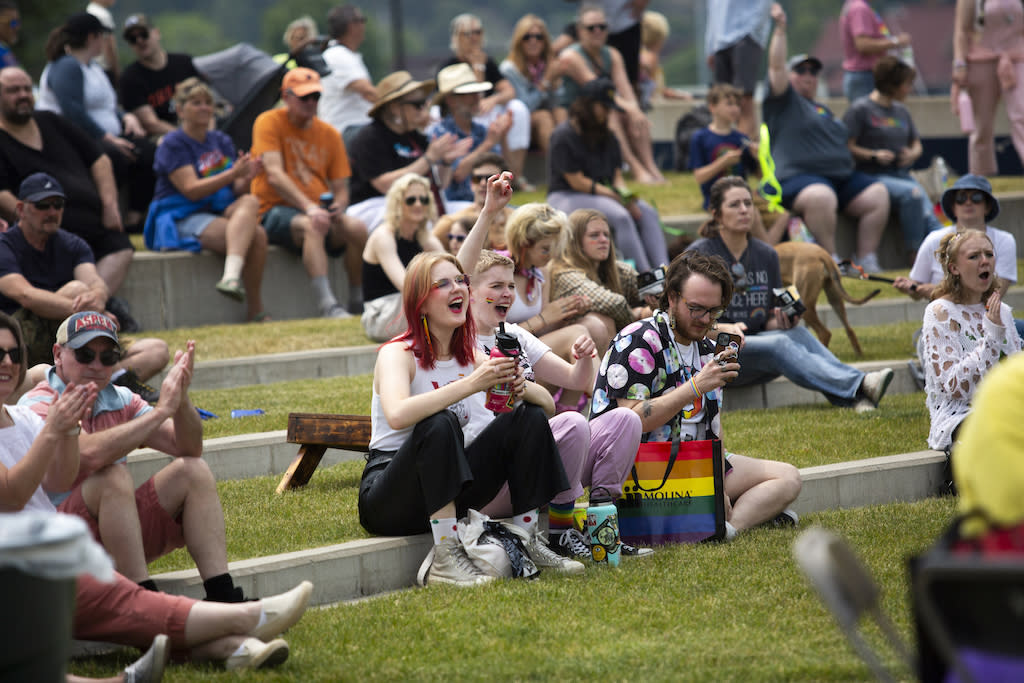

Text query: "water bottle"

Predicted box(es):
[957, 91, 975, 134]
[319, 192, 334, 210]
[484, 323, 521, 413]
[586, 487, 621, 567]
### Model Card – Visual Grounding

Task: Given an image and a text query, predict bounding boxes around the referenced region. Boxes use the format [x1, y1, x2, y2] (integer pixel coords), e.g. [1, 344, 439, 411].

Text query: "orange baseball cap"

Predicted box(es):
[281, 68, 323, 97]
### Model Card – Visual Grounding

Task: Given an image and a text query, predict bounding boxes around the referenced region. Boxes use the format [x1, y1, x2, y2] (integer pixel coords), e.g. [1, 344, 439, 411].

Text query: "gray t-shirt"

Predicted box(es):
[843, 96, 919, 175]
[687, 234, 781, 334]
[762, 84, 853, 180]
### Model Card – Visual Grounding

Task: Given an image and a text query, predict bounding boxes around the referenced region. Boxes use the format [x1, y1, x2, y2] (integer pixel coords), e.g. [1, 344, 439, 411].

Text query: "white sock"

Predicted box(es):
[512, 510, 539, 534]
[311, 276, 337, 312]
[431, 517, 458, 545]
[222, 254, 244, 281]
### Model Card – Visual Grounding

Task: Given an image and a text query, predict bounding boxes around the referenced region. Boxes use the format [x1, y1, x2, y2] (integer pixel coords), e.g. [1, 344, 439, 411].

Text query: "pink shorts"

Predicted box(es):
[74, 571, 192, 652]
[59, 476, 186, 563]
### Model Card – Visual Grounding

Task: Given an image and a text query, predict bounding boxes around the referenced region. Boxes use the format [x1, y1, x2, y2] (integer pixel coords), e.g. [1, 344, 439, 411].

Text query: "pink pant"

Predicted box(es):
[74, 571, 192, 652]
[481, 407, 642, 515]
[965, 60, 1024, 175]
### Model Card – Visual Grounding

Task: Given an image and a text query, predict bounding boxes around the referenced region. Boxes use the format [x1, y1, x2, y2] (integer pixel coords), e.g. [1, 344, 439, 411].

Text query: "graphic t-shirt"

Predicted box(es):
[153, 128, 236, 200]
[688, 127, 753, 208]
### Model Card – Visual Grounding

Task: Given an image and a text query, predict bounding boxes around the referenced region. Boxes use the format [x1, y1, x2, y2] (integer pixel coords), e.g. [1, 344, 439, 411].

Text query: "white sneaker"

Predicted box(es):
[427, 536, 497, 587]
[323, 304, 352, 319]
[122, 634, 169, 683]
[526, 530, 585, 574]
[250, 580, 313, 641]
[859, 368, 894, 408]
[858, 252, 882, 274]
[225, 637, 290, 670]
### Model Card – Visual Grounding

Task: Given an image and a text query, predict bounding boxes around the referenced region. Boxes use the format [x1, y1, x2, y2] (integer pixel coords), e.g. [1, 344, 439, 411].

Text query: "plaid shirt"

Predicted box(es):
[549, 262, 641, 332]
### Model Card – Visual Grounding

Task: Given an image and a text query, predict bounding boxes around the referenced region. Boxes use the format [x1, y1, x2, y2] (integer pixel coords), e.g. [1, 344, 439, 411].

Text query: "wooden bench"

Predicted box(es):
[276, 413, 371, 494]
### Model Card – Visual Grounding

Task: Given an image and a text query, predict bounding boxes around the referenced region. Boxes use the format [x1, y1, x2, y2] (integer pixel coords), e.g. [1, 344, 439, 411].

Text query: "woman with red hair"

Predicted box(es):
[358, 175, 570, 587]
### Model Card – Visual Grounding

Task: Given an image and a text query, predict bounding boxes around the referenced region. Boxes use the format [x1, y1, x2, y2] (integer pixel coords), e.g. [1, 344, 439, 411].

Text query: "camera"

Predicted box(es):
[637, 266, 666, 298]
[773, 285, 806, 321]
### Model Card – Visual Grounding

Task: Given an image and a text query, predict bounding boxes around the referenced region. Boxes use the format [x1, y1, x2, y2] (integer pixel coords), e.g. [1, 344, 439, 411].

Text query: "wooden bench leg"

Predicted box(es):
[275, 444, 328, 494]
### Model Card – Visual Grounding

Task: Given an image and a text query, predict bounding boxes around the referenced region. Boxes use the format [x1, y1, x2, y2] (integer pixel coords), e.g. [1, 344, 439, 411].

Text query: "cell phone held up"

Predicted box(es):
[713, 332, 741, 382]
[773, 285, 806, 323]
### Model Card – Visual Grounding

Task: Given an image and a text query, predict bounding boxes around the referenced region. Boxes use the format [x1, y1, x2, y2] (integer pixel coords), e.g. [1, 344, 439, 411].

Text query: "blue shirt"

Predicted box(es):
[426, 116, 491, 202]
[688, 127, 752, 208]
[153, 129, 237, 201]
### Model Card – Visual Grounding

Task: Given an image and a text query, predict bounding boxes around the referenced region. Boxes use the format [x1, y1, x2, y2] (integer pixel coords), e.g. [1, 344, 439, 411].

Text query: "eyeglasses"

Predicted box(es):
[792, 64, 820, 76]
[679, 297, 726, 321]
[954, 191, 986, 205]
[459, 28, 483, 37]
[404, 195, 430, 206]
[472, 173, 494, 184]
[126, 29, 149, 45]
[448, 233, 467, 243]
[432, 274, 470, 290]
[32, 198, 65, 211]
[401, 99, 428, 109]
[0, 346, 23, 364]
[295, 91, 321, 103]
[522, 33, 545, 42]
[582, 23, 608, 33]
[71, 346, 121, 366]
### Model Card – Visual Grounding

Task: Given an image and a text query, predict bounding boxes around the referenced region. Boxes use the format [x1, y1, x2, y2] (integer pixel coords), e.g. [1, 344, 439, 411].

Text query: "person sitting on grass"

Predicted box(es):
[590, 250, 802, 538]
[357, 248, 572, 586]
[360, 173, 443, 342]
[470, 249, 646, 561]
[921, 229, 1021, 454]
[0, 312, 314, 671]
[146, 77, 270, 323]
[19, 311, 249, 604]
[687, 176, 895, 413]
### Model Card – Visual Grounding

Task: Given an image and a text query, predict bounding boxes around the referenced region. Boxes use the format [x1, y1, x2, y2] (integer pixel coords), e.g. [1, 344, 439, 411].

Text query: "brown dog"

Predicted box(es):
[775, 242, 879, 356]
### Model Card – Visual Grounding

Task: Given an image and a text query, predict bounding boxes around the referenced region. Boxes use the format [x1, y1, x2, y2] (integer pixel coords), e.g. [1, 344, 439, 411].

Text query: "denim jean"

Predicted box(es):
[733, 326, 866, 406]
[843, 70, 875, 103]
[876, 172, 944, 251]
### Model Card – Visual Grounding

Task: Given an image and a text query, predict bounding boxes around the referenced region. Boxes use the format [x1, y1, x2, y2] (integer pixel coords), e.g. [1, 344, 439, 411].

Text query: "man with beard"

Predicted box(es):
[0, 66, 139, 331]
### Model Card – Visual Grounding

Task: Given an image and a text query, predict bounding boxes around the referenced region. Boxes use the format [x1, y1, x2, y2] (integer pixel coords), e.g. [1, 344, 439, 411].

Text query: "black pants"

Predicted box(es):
[358, 404, 569, 536]
[103, 134, 156, 216]
[608, 22, 641, 88]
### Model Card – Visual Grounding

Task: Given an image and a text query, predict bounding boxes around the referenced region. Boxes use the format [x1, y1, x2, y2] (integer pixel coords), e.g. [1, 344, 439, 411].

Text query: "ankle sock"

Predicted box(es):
[222, 254, 244, 282]
[431, 517, 458, 545]
[311, 276, 338, 313]
[512, 509, 539, 534]
[548, 502, 575, 535]
[138, 579, 158, 592]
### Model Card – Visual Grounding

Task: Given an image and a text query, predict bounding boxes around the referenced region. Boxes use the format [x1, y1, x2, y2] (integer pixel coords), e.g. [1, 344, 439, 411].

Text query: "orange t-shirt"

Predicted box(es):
[250, 108, 351, 215]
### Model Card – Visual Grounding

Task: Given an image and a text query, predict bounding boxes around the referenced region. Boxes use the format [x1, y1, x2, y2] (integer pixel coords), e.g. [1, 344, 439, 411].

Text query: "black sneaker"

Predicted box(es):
[620, 541, 655, 558]
[106, 296, 141, 333]
[552, 528, 592, 560]
[766, 509, 799, 528]
[114, 369, 160, 403]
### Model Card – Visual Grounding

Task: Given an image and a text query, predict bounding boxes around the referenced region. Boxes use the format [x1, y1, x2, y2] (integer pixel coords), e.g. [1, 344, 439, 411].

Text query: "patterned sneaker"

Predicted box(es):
[554, 528, 592, 560]
[526, 530, 585, 574]
[767, 509, 799, 527]
[426, 536, 496, 587]
[620, 541, 655, 558]
[113, 369, 160, 403]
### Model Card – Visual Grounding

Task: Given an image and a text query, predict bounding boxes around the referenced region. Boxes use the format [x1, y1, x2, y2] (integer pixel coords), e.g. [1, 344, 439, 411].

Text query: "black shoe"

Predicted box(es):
[765, 509, 799, 528]
[114, 369, 160, 403]
[106, 296, 141, 333]
[620, 541, 654, 558]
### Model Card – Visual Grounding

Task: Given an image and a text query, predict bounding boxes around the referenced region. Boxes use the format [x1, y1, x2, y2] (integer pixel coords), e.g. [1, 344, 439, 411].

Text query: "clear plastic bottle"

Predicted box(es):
[958, 91, 976, 134]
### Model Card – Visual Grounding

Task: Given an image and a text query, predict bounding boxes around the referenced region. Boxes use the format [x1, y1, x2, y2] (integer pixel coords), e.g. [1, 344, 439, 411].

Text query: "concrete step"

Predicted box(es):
[148, 449, 946, 605]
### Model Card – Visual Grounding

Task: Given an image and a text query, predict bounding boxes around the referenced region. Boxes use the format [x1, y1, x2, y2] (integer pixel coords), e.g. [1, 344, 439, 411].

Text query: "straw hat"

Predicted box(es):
[433, 63, 491, 104]
[368, 71, 436, 118]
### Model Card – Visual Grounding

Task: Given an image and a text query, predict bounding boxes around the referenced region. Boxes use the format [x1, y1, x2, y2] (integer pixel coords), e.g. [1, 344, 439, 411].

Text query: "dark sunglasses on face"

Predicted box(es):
[432, 274, 470, 289]
[523, 33, 545, 42]
[955, 191, 986, 205]
[127, 29, 149, 45]
[448, 233, 467, 243]
[792, 64, 820, 76]
[72, 347, 121, 366]
[404, 195, 430, 206]
[472, 173, 493, 184]
[33, 198, 65, 211]
[296, 91, 321, 103]
[583, 23, 608, 32]
[0, 346, 23, 364]
[401, 99, 428, 109]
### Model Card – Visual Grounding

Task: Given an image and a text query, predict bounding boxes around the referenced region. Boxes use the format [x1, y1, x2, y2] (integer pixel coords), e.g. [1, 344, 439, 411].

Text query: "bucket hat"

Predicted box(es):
[941, 174, 999, 222]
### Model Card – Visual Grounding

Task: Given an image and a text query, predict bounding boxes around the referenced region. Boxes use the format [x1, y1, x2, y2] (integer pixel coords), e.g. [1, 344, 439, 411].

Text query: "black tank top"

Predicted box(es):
[362, 235, 423, 300]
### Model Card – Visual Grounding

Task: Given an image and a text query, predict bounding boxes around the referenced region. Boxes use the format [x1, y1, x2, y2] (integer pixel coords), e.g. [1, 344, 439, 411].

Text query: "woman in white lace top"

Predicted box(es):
[922, 229, 1022, 450]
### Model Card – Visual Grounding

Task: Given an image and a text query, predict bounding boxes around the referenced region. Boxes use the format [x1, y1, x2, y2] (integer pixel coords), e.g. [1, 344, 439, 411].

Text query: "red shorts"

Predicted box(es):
[59, 476, 186, 563]
[74, 571, 192, 652]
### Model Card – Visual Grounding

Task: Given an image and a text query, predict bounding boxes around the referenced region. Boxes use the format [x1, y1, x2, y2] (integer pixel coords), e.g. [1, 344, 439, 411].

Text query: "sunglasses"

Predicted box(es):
[583, 23, 608, 33]
[522, 32, 545, 42]
[0, 346, 23, 364]
[954, 191, 986, 205]
[404, 195, 430, 206]
[32, 198, 65, 211]
[460, 28, 483, 37]
[295, 91, 321, 103]
[432, 274, 470, 290]
[126, 29, 149, 45]
[401, 98, 429, 109]
[472, 173, 494, 184]
[72, 346, 121, 366]
[448, 233, 467, 243]
[679, 297, 726, 321]
[792, 64, 820, 76]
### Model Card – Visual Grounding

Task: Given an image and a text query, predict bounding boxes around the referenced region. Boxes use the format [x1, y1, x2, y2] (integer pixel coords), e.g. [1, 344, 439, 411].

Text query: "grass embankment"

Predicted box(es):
[74, 496, 954, 682]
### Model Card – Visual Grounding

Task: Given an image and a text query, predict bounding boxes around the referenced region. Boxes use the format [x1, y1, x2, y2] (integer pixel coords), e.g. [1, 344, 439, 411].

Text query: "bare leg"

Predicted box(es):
[738, 93, 757, 139]
[506, 147, 528, 185]
[607, 113, 655, 184]
[80, 464, 150, 582]
[330, 214, 368, 291]
[151, 458, 229, 580]
[723, 453, 802, 531]
[292, 215, 328, 279]
[531, 110, 555, 155]
[792, 184, 839, 257]
[119, 338, 170, 381]
[181, 600, 260, 648]
[95, 249, 134, 296]
[844, 182, 889, 260]
[624, 115, 665, 183]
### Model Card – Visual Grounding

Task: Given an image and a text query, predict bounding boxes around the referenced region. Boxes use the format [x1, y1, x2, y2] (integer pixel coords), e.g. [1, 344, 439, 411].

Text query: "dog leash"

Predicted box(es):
[839, 259, 917, 291]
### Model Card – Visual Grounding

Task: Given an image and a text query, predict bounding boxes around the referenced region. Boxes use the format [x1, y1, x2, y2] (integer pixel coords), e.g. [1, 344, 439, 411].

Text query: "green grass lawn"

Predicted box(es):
[74, 496, 954, 682]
